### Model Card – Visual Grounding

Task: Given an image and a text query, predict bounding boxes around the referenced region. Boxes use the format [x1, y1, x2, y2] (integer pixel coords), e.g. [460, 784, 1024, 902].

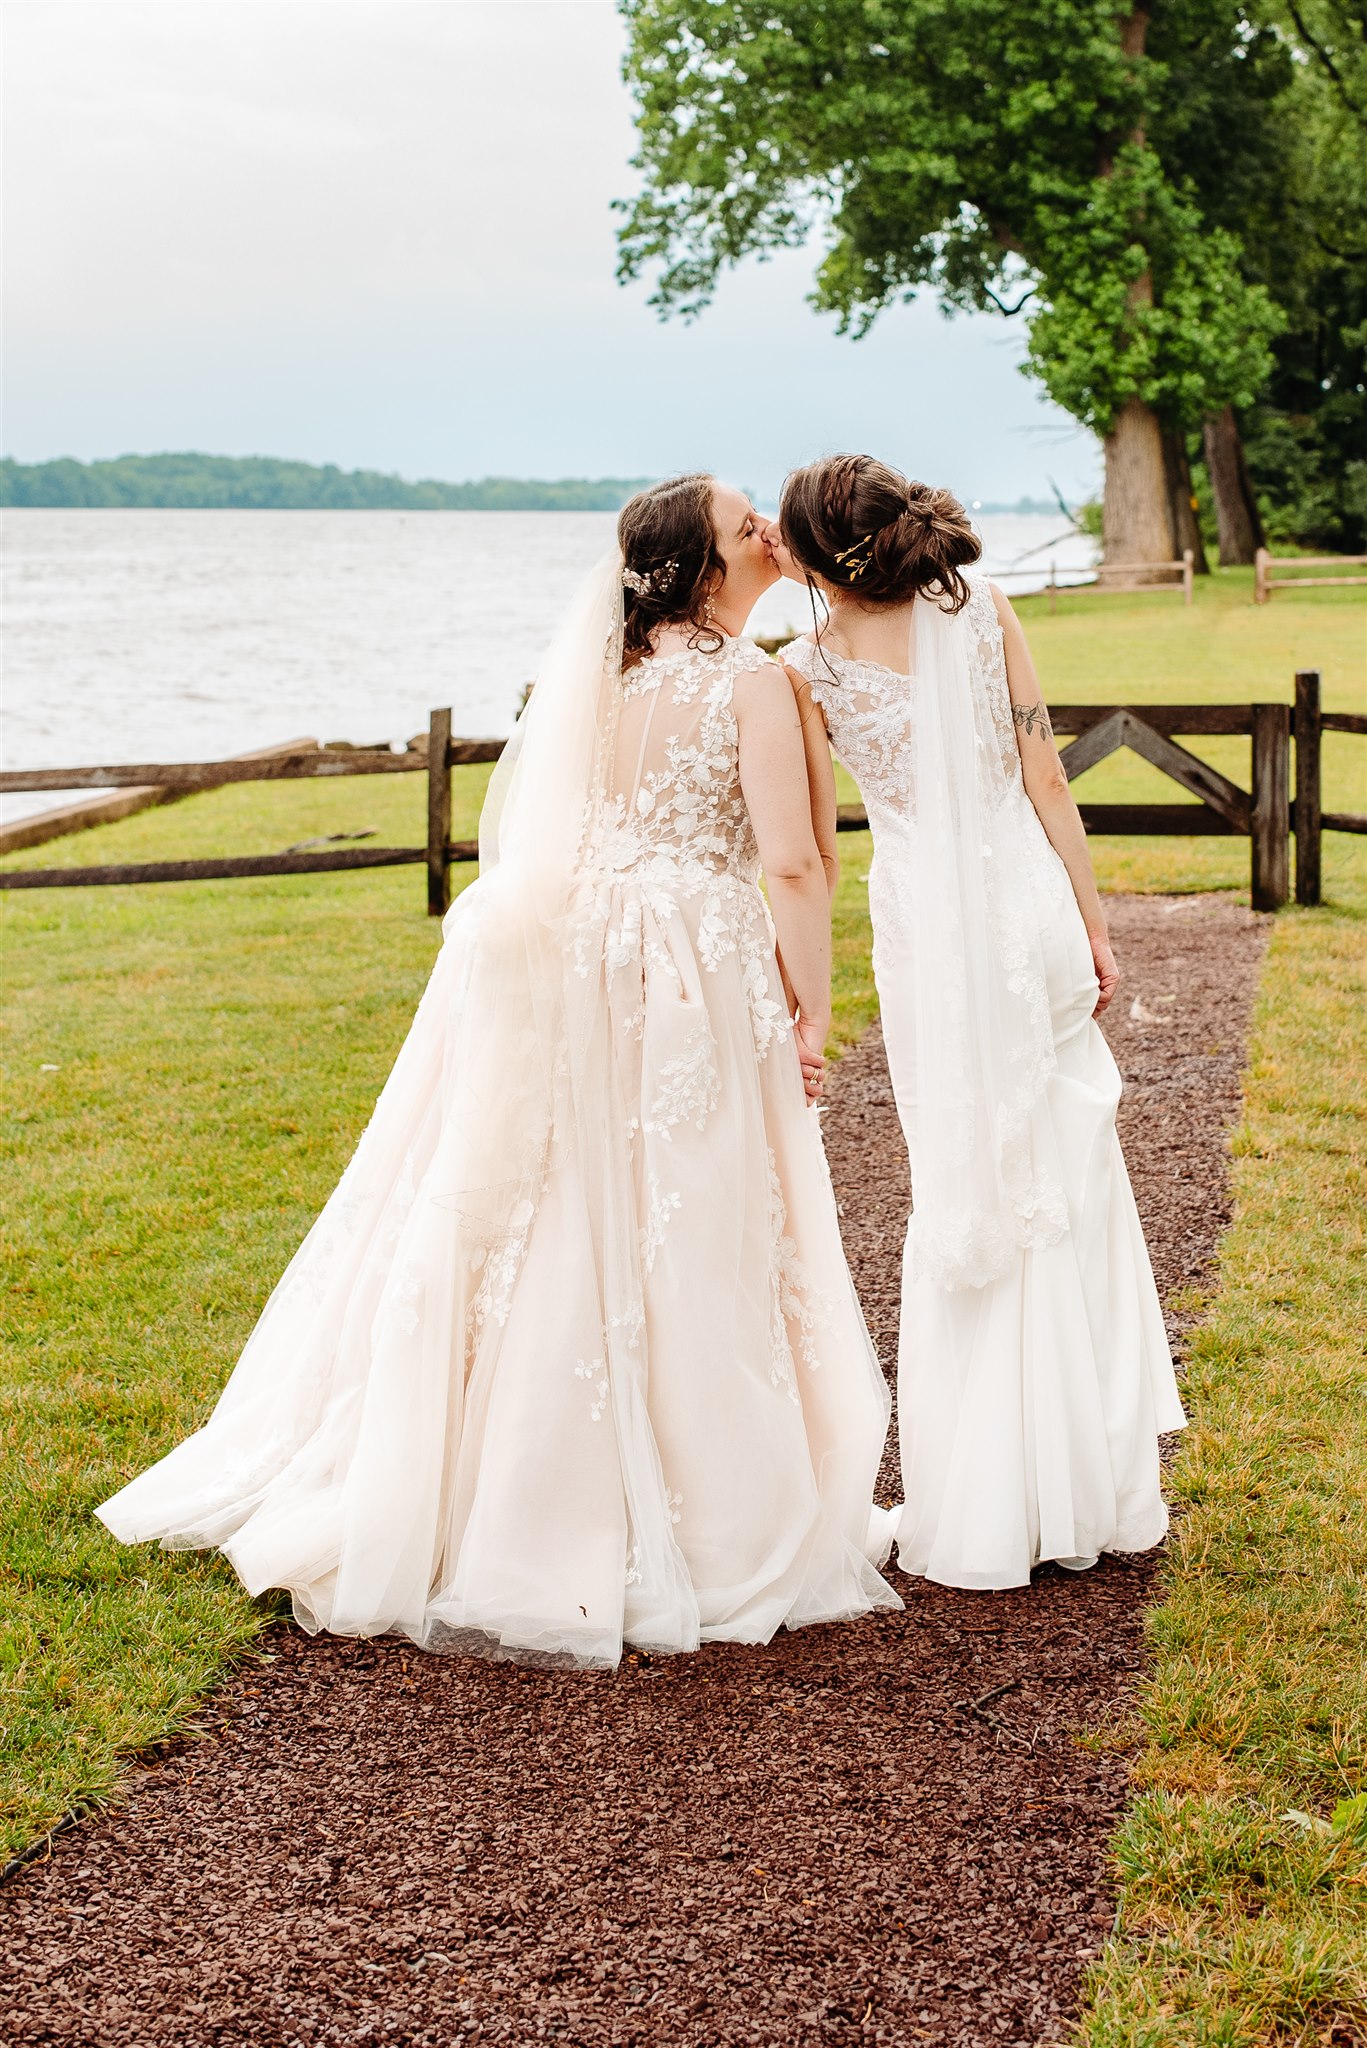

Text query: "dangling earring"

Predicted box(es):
[702, 592, 717, 624]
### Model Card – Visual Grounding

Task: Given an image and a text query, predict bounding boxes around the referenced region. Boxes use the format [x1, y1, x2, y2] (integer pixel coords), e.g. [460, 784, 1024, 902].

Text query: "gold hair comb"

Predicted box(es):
[831, 531, 877, 579]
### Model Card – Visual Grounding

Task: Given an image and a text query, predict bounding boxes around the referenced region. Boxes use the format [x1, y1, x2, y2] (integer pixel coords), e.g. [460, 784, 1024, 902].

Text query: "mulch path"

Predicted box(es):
[4, 893, 1269, 2048]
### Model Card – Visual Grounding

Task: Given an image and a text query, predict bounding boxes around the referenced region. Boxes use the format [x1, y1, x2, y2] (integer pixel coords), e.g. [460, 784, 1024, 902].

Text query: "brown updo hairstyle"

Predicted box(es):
[617, 472, 725, 670]
[779, 454, 982, 614]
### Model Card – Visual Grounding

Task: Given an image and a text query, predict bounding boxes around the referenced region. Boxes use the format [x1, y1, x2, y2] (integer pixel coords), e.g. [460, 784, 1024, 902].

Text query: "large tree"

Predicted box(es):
[1140, 0, 1367, 559]
[616, 0, 1282, 567]
[1234, 2, 1367, 553]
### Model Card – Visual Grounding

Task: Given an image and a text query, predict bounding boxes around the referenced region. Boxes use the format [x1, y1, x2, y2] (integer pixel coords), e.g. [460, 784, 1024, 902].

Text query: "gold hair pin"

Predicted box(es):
[831, 531, 877, 579]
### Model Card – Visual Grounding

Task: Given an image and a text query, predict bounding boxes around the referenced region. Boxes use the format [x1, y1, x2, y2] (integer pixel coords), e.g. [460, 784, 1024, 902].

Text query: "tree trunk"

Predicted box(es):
[1096, 11, 1180, 578]
[1202, 405, 1264, 564]
[1102, 396, 1177, 573]
[1162, 426, 1209, 574]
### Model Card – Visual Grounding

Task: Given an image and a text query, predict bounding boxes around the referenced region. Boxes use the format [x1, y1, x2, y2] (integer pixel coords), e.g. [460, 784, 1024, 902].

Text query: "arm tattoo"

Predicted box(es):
[1012, 699, 1053, 740]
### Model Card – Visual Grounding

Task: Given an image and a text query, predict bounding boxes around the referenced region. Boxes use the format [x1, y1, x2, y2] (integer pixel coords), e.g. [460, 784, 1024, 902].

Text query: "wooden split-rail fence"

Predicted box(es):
[1255, 549, 1367, 604]
[1, 675, 1362, 917]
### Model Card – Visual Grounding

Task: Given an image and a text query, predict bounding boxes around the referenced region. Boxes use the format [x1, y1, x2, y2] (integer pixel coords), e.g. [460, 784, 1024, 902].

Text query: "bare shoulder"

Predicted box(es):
[776, 637, 828, 709]
[731, 651, 786, 695]
[987, 579, 1019, 630]
[780, 662, 830, 736]
[732, 656, 803, 729]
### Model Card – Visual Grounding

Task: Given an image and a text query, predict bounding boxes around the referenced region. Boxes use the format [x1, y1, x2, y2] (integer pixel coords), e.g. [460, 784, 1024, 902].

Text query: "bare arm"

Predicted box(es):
[990, 584, 1120, 1017]
[768, 664, 838, 1020]
[782, 663, 840, 901]
[734, 664, 832, 1095]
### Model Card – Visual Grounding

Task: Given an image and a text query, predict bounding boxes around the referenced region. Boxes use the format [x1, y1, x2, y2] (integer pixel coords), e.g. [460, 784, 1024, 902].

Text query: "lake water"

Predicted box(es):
[0, 509, 1095, 826]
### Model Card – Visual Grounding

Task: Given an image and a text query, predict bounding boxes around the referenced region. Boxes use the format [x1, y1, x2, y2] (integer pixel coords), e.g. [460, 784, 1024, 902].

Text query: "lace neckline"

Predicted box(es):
[637, 646, 699, 669]
[789, 636, 912, 687]
[637, 633, 757, 670]
[623, 635, 766, 699]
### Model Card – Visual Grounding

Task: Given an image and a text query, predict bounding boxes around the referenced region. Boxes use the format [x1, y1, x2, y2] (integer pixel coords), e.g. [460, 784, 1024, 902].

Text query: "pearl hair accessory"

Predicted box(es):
[622, 558, 679, 598]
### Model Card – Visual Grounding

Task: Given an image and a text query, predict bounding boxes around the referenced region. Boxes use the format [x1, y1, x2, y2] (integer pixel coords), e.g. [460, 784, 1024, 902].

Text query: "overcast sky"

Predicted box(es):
[2, 0, 1101, 505]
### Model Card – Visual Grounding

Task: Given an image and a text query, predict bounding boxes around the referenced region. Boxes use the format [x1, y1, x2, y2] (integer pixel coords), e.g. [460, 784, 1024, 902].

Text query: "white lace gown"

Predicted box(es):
[783, 578, 1187, 1590]
[98, 635, 900, 1664]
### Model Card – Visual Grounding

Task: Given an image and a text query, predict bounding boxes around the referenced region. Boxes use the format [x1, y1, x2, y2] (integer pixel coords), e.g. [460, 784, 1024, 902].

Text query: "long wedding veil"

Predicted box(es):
[430, 550, 626, 1246]
[97, 554, 635, 1636]
[474, 550, 624, 888]
[902, 589, 1066, 1290]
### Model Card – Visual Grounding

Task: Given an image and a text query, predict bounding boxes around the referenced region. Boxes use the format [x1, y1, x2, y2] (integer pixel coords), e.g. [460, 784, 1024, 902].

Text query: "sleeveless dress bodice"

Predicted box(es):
[781, 575, 1075, 982]
[582, 636, 764, 888]
[781, 571, 1024, 828]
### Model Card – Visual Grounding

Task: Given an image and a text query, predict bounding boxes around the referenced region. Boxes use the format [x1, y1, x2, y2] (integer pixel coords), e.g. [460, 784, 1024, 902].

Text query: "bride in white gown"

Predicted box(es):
[772, 454, 1187, 1592]
[98, 473, 901, 1666]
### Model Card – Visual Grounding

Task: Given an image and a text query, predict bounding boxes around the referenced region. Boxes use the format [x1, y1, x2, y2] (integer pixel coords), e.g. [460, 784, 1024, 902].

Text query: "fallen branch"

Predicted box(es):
[955, 1678, 1033, 1746]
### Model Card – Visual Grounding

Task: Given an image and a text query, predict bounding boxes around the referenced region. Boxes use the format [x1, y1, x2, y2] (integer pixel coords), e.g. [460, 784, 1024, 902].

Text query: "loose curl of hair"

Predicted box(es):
[779, 454, 982, 615]
[617, 473, 725, 670]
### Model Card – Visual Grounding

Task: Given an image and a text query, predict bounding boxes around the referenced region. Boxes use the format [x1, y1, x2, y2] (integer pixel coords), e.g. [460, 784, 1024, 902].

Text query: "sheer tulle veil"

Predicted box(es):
[96, 554, 640, 1636]
[437, 549, 627, 1248]
[476, 549, 624, 886]
[901, 592, 1067, 1290]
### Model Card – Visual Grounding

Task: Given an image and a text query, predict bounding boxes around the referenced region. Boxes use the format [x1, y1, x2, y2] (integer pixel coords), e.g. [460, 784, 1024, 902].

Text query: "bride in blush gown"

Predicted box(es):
[97, 472, 901, 1666]
[770, 454, 1187, 1592]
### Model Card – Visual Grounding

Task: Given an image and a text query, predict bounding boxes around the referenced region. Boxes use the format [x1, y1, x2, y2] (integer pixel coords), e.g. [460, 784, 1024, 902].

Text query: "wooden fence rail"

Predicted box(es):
[1094, 549, 1195, 603]
[1, 676, 1362, 915]
[1255, 549, 1367, 603]
[836, 681, 1363, 911]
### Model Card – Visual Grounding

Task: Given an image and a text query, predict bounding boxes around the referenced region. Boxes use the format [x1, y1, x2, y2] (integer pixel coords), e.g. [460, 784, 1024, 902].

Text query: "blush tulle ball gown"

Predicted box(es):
[97, 559, 900, 1665]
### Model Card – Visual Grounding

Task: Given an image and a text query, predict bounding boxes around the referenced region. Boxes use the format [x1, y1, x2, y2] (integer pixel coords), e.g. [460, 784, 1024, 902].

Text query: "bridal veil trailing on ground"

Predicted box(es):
[99, 555, 900, 1664]
[784, 575, 1187, 1590]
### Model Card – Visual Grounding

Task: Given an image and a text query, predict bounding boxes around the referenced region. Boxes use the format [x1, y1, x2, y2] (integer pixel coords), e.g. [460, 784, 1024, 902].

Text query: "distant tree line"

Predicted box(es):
[0, 456, 1072, 519]
[0, 454, 659, 512]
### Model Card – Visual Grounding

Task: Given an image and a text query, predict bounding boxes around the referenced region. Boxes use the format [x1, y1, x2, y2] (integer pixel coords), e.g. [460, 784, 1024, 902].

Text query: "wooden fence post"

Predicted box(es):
[1254, 547, 1270, 604]
[426, 707, 452, 917]
[1250, 702, 1290, 910]
[1294, 670, 1322, 907]
[1182, 548, 1194, 605]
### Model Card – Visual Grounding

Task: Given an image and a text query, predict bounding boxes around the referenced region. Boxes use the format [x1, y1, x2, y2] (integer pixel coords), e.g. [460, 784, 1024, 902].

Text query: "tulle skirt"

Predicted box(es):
[875, 858, 1188, 1591]
[97, 867, 900, 1665]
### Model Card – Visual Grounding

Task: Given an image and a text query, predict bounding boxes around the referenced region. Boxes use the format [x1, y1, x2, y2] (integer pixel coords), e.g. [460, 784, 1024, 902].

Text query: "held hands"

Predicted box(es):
[794, 1013, 828, 1103]
[776, 944, 826, 1102]
[1090, 931, 1120, 1018]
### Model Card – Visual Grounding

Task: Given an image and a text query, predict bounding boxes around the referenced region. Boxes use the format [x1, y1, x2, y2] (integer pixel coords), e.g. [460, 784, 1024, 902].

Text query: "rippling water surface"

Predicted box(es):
[1, 509, 1095, 824]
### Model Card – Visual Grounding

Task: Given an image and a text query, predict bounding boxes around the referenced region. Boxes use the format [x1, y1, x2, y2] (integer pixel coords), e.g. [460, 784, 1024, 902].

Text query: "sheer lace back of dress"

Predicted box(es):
[588, 637, 766, 888]
[783, 574, 1021, 821]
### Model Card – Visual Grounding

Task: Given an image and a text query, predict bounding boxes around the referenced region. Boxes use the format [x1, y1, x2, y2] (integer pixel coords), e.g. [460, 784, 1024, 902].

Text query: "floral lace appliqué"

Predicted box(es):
[639, 1173, 682, 1273]
[765, 1148, 829, 1401]
[574, 1355, 609, 1423]
[644, 1016, 720, 1138]
[580, 638, 770, 895]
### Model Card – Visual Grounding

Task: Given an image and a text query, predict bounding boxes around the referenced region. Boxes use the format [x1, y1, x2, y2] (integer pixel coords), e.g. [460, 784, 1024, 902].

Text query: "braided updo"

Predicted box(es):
[617, 473, 725, 669]
[779, 454, 981, 614]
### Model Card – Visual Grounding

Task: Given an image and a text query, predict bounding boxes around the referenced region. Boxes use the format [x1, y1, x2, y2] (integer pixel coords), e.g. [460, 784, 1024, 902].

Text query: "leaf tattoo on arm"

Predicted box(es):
[1012, 699, 1053, 740]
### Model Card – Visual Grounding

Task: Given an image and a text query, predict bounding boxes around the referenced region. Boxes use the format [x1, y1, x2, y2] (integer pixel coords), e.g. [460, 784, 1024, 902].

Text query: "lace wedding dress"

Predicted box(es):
[98, 562, 900, 1665]
[782, 572, 1186, 1590]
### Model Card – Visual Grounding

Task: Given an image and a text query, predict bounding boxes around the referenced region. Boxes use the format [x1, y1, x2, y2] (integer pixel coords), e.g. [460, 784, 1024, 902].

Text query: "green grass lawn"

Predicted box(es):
[1075, 878, 1367, 2046]
[2, 571, 1365, 2036]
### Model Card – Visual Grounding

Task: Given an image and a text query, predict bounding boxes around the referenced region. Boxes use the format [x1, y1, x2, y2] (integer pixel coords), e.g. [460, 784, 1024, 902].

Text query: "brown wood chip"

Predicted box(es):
[3, 892, 1269, 2046]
